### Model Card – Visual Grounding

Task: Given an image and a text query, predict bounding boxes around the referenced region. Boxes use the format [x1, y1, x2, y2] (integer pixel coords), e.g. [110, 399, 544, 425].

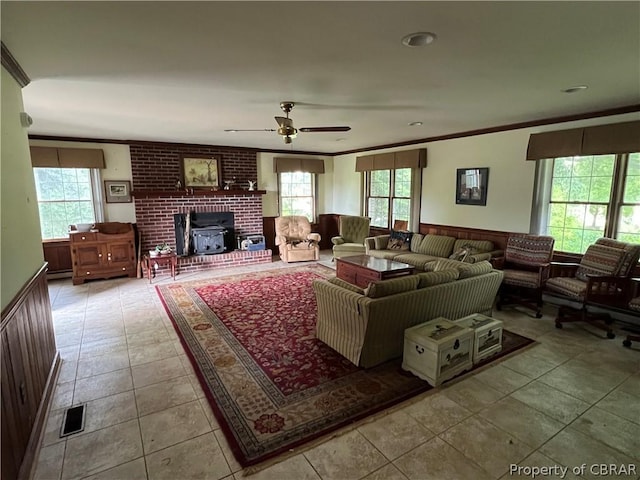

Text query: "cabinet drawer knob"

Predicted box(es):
[415, 345, 425, 355]
[81, 236, 86, 240]
[98, 254, 102, 257]
[86, 271, 90, 275]
[122, 267, 126, 270]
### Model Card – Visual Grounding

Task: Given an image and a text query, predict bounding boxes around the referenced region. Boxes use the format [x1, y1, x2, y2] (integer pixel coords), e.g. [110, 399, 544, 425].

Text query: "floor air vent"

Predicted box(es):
[60, 404, 86, 437]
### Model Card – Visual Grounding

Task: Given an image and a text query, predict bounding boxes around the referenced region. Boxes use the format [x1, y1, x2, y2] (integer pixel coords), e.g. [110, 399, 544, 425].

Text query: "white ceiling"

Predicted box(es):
[2, 1, 639, 154]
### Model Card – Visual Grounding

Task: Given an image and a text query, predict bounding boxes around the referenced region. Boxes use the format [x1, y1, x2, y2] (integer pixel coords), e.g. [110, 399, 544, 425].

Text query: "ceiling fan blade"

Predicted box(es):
[224, 129, 276, 132]
[299, 126, 351, 132]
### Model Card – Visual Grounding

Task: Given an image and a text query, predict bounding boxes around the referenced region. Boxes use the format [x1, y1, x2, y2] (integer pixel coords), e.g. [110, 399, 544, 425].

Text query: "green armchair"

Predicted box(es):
[331, 215, 370, 259]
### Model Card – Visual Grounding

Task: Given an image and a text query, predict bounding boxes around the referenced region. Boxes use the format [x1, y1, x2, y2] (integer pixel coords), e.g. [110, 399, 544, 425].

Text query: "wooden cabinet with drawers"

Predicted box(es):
[70, 222, 136, 285]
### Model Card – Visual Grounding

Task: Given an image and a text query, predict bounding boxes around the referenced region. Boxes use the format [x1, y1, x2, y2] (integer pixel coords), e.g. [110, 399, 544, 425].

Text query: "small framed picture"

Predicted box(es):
[456, 168, 489, 206]
[104, 180, 132, 203]
[181, 157, 221, 189]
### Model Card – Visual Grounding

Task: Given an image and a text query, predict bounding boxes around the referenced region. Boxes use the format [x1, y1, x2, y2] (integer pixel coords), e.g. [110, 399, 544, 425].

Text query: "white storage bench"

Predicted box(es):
[453, 313, 503, 364]
[402, 317, 474, 386]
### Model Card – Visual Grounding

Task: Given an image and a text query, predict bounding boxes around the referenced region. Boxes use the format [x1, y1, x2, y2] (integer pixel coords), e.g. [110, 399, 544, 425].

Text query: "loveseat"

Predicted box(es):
[312, 260, 503, 367]
[364, 233, 503, 270]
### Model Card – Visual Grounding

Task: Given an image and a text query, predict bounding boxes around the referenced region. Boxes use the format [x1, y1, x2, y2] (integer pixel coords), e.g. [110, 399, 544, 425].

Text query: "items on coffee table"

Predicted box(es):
[402, 317, 473, 387]
[453, 313, 503, 364]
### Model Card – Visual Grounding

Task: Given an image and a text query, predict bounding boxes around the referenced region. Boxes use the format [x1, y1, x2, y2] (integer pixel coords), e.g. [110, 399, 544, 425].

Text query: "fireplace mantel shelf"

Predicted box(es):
[132, 189, 266, 199]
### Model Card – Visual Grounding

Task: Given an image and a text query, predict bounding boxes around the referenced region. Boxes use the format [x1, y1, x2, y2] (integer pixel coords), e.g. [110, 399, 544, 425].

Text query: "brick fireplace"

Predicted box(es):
[130, 142, 272, 273]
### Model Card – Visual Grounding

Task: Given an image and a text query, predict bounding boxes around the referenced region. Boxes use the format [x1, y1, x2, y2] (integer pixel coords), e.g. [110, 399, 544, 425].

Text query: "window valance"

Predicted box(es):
[526, 120, 640, 160]
[356, 148, 426, 172]
[273, 157, 325, 174]
[30, 146, 106, 168]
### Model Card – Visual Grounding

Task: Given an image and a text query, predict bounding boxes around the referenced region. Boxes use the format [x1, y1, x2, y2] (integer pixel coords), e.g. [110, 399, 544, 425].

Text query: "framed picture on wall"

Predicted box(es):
[181, 157, 221, 189]
[456, 167, 489, 206]
[104, 180, 132, 203]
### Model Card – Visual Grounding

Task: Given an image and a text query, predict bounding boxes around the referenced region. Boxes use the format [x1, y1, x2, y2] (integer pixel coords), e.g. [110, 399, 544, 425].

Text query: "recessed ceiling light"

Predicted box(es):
[401, 32, 437, 47]
[562, 85, 588, 93]
[408, 121, 423, 127]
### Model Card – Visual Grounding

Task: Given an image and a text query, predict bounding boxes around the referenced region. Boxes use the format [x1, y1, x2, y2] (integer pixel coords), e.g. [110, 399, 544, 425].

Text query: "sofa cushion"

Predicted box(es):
[457, 260, 494, 278]
[386, 230, 413, 250]
[373, 235, 391, 250]
[410, 233, 424, 252]
[328, 277, 365, 294]
[414, 234, 456, 257]
[452, 239, 494, 255]
[368, 249, 405, 260]
[417, 269, 459, 288]
[364, 275, 419, 298]
[394, 253, 441, 270]
[575, 244, 625, 281]
[430, 259, 464, 271]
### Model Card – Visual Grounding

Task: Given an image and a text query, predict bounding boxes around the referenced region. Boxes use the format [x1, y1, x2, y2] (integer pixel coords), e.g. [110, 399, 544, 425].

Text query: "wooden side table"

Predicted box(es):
[144, 253, 177, 283]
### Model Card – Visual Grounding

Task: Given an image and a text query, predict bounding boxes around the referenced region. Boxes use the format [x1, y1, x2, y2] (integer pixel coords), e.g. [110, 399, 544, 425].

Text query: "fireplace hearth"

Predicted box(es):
[174, 212, 235, 255]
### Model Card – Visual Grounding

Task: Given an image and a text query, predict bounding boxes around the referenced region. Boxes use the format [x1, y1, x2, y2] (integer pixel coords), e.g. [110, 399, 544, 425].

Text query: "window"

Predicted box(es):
[278, 171, 316, 221]
[544, 152, 640, 253]
[34, 167, 101, 240]
[365, 168, 412, 229]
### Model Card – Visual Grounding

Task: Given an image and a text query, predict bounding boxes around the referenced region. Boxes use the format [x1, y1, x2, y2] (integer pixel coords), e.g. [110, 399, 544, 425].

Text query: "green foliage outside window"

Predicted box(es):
[366, 168, 411, 229]
[547, 153, 640, 253]
[279, 172, 315, 221]
[34, 168, 96, 240]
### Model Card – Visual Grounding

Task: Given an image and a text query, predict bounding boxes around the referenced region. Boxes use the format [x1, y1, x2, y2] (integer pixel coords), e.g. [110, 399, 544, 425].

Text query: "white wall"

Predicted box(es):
[331, 112, 640, 233]
[256, 152, 334, 218]
[29, 140, 136, 223]
[1, 67, 46, 310]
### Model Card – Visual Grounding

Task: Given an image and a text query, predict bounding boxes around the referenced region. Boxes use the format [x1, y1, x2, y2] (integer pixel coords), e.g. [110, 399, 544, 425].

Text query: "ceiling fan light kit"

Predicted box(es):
[226, 101, 351, 144]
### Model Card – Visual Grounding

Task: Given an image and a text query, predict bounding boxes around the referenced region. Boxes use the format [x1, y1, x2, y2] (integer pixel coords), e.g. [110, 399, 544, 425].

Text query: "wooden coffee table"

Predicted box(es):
[336, 254, 415, 288]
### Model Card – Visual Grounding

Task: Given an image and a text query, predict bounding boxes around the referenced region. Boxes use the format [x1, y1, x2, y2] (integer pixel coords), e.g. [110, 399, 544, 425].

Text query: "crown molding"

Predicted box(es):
[1, 42, 30, 87]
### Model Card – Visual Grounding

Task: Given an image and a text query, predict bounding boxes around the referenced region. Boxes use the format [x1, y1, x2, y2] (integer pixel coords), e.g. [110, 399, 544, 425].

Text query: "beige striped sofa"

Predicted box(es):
[312, 261, 504, 368]
[365, 233, 503, 270]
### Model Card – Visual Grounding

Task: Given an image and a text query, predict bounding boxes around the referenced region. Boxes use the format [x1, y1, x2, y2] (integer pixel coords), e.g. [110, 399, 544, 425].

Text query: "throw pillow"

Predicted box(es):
[387, 229, 413, 251]
[449, 244, 480, 262]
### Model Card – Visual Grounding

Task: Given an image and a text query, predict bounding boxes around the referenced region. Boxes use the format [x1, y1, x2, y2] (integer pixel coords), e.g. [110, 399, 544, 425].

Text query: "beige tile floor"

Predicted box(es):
[33, 252, 640, 480]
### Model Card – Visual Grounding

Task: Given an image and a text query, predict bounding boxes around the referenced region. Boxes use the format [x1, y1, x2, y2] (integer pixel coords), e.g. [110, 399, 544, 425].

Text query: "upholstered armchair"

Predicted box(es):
[274, 216, 321, 263]
[545, 238, 640, 338]
[495, 234, 555, 318]
[331, 215, 370, 259]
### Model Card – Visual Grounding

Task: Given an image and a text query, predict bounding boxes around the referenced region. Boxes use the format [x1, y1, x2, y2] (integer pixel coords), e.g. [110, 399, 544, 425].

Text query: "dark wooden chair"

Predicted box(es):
[495, 234, 555, 318]
[545, 239, 640, 339]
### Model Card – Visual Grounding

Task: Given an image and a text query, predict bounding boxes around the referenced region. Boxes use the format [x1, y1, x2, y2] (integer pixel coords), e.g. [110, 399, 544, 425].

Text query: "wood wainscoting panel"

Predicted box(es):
[1, 263, 60, 480]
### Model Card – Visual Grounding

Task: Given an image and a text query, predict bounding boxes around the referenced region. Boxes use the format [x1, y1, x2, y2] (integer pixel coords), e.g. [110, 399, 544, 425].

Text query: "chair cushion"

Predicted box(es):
[503, 269, 540, 288]
[504, 235, 555, 266]
[364, 276, 419, 298]
[575, 244, 625, 281]
[338, 216, 371, 244]
[417, 269, 459, 288]
[595, 238, 640, 276]
[386, 230, 412, 250]
[546, 277, 587, 299]
[275, 216, 311, 244]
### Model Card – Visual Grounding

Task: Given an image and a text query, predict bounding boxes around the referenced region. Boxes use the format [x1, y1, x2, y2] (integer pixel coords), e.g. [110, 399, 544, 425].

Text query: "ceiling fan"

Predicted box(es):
[225, 101, 351, 144]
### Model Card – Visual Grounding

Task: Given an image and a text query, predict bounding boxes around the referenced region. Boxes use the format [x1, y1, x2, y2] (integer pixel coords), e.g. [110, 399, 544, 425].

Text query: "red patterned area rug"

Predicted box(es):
[156, 264, 534, 469]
